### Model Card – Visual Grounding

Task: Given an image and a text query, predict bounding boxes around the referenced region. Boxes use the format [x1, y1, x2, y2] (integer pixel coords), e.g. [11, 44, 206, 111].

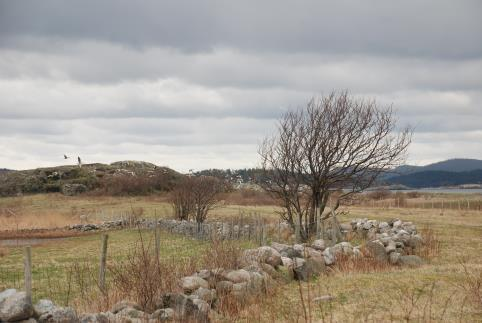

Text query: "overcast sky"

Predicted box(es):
[0, 1, 481, 172]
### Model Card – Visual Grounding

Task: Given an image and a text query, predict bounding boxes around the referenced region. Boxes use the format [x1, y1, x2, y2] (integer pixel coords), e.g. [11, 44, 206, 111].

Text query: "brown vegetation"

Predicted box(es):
[96, 172, 176, 196]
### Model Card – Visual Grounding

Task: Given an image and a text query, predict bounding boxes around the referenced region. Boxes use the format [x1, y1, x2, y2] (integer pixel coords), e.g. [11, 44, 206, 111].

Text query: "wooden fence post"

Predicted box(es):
[155, 225, 161, 261]
[99, 234, 109, 293]
[24, 246, 32, 306]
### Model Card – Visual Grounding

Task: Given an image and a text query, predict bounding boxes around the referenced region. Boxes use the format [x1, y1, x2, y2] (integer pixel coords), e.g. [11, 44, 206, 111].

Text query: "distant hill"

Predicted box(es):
[0, 161, 181, 197]
[386, 169, 482, 188]
[0, 168, 11, 174]
[388, 159, 482, 177]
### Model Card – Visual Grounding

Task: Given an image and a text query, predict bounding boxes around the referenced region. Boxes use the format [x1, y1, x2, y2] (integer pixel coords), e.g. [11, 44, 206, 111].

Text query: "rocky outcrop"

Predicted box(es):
[60, 184, 87, 196]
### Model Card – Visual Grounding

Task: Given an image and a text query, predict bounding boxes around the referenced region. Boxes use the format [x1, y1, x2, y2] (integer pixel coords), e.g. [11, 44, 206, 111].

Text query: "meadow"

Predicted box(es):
[1, 192, 481, 322]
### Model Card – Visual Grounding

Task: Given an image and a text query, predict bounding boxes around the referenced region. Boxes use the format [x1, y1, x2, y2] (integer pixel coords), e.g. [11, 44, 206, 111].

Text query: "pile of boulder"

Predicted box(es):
[349, 218, 425, 266]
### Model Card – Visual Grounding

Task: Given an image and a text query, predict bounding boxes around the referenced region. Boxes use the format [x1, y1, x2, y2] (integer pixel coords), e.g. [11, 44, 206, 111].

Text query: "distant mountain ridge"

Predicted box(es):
[386, 169, 482, 188]
[385, 158, 482, 188]
[389, 159, 482, 176]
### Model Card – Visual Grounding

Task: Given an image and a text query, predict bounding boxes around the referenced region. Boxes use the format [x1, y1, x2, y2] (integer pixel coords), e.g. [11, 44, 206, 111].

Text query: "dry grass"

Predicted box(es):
[0, 212, 79, 231]
[1, 193, 481, 321]
[0, 246, 8, 257]
[108, 231, 198, 312]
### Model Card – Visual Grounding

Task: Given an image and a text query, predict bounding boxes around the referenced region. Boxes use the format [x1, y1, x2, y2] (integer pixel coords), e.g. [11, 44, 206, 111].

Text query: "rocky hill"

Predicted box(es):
[0, 161, 182, 197]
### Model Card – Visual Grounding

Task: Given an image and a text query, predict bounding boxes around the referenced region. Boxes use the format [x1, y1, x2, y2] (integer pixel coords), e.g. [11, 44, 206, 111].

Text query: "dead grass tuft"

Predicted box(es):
[0, 246, 8, 257]
[108, 230, 197, 312]
[332, 252, 392, 274]
[200, 238, 243, 271]
[457, 261, 482, 312]
[414, 226, 441, 260]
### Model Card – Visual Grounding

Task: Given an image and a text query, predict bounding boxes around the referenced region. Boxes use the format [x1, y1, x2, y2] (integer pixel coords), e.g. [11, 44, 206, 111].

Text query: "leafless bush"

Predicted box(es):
[406, 191, 421, 198]
[200, 239, 243, 271]
[169, 176, 225, 223]
[457, 261, 482, 311]
[414, 227, 441, 260]
[108, 231, 196, 312]
[169, 177, 194, 221]
[367, 189, 392, 200]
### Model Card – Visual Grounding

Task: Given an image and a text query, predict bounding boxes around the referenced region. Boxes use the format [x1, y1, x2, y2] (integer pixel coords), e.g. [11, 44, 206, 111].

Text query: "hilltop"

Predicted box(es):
[0, 161, 181, 197]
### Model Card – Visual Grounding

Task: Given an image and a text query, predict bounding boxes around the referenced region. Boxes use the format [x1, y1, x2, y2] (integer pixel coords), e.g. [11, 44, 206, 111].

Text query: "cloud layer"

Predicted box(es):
[0, 0, 481, 171]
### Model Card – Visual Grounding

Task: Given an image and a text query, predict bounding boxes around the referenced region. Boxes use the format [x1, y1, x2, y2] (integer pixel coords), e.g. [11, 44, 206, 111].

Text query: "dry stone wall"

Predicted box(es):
[2, 218, 426, 322]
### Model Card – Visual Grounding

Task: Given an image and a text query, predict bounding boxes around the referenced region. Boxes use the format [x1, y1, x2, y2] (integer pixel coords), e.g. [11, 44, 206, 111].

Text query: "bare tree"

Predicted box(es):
[169, 178, 194, 221]
[259, 91, 412, 241]
[169, 176, 224, 223]
[190, 176, 225, 223]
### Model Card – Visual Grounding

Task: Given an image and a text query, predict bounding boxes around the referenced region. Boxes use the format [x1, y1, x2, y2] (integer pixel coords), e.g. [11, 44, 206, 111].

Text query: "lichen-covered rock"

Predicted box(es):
[243, 246, 282, 268]
[215, 281, 233, 295]
[80, 312, 115, 323]
[389, 252, 401, 265]
[322, 248, 335, 265]
[221, 269, 251, 284]
[365, 241, 388, 262]
[38, 307, 78, 323]
[193, 288, 217, 303]
[61, 183, 87, 196]
[0, 289, 17, 304]
[150, 308, 174, 321]
[34, 299, 56, 318]
[311, 239, 326, 251]
[111, 301, 141, 315]
[0, 291, 34, 322]
[231, 282, 249, 302]
[181, 276, 209, 294]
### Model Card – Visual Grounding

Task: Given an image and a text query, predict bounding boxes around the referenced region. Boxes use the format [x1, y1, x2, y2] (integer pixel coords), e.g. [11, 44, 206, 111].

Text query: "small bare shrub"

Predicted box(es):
[200, 239, 243, 271]
[169, 176, 225, 223]
[108, 231, 196, 312]
[367, 189, 392, 200]
[414, 227, 441, 260]
[457, 261, 482, 311]
[406, 191, 421, 198]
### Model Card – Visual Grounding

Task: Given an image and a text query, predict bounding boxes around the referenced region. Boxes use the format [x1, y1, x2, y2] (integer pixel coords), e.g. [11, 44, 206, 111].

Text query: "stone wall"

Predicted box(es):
[2, 218, 426, 322]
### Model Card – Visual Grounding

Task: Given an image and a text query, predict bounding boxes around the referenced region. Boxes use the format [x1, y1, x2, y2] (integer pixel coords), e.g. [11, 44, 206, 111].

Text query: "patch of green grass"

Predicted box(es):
[0, 229, 211, 303]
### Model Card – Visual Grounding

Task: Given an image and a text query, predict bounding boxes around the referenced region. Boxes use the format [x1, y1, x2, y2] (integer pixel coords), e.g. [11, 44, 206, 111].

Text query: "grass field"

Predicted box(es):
[1, 193, 481, 321]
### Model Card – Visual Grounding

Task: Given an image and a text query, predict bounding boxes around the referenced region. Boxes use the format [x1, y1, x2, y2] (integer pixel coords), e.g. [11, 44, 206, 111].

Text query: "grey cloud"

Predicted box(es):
[0, 1, 481, 170]
[1, 1, 481, 59]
